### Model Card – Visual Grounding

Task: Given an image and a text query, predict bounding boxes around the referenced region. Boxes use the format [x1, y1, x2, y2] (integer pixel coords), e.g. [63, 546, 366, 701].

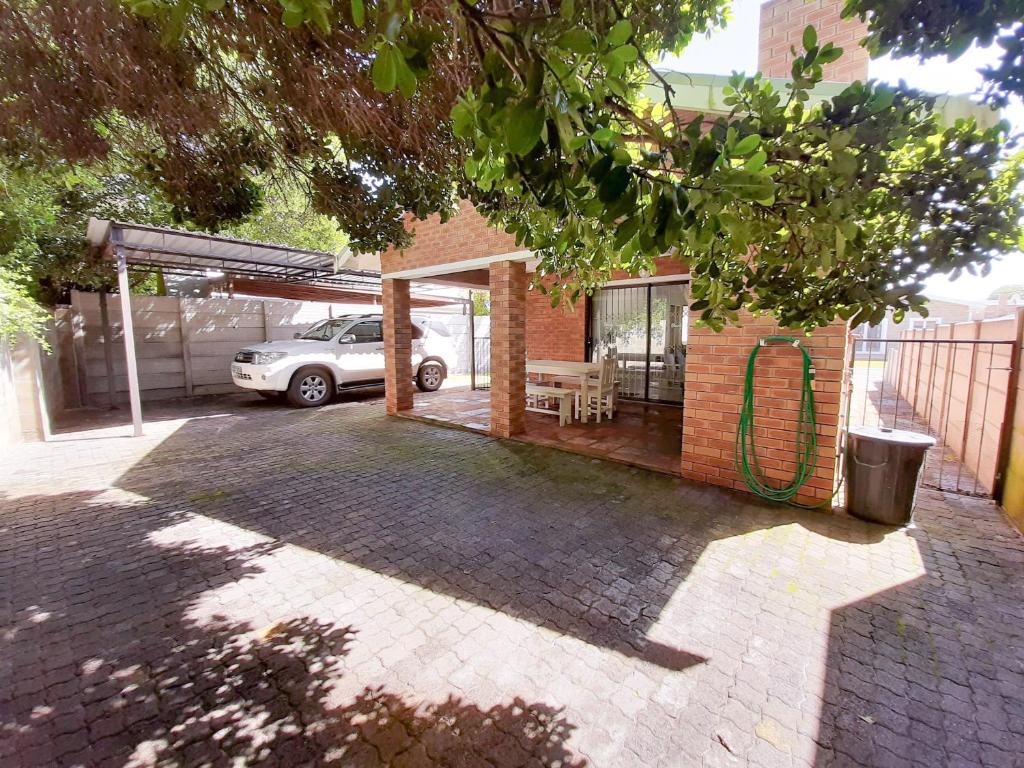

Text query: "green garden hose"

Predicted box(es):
[735, 336, 818, 503]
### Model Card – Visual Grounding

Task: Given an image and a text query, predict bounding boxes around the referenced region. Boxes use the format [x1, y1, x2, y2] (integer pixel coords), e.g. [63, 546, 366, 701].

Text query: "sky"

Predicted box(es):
[659, 0, 1024, 303]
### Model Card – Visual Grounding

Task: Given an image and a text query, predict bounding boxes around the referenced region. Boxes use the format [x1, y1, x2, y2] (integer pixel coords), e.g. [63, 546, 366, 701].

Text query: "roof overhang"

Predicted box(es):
[382, 250, 537, 284]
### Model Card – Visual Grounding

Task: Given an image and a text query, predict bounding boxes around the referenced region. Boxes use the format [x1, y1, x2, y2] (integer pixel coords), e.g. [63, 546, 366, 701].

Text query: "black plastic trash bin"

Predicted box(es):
[846, 426, 936, 526]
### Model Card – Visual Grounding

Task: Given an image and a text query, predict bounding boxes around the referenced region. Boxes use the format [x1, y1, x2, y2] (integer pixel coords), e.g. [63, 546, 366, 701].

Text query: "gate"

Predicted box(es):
[471, 335, 491, 390]
[467, 291, 490, 390]
[849, 336, 1020, 497]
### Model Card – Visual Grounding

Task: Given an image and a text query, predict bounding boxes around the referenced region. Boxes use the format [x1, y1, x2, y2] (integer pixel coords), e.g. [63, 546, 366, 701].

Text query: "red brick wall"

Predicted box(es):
[759, 0, 869, 82]
[383, 279, 413, 414]
[523, 258, 689, 362]
[525, 279, 588, 362]
[490, 261, 528, 438]
[381, 201, 520, 275]
[681, 313, 848, 505]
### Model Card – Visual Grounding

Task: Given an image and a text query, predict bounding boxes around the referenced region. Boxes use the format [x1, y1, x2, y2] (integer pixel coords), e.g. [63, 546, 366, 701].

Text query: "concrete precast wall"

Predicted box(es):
[884, 314, 1020, 493]
[0, 331, 60, 447]
[68, 291, 466, 406]
[0, 337, 19, 448]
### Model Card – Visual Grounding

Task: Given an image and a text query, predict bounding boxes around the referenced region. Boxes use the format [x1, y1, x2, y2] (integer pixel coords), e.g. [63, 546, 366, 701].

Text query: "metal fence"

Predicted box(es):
[471, 336, 491, 390]
[849, 337, 1019, 497]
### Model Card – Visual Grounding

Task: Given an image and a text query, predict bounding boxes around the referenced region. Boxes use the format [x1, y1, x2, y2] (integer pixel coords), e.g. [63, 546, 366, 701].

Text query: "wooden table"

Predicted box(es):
[526, 359, 602, 423]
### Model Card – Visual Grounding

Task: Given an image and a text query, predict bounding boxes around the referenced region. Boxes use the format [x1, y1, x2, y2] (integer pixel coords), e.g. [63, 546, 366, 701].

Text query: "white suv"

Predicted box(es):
[231, 315, 452, 407]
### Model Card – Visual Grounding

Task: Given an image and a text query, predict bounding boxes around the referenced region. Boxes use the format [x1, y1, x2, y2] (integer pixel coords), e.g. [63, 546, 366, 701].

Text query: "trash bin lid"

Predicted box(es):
[848, 426, 937, 447]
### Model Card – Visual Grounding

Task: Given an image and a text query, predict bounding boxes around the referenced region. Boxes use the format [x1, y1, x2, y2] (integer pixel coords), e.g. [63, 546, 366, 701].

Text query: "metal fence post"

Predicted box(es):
[468, 290, 477, 390]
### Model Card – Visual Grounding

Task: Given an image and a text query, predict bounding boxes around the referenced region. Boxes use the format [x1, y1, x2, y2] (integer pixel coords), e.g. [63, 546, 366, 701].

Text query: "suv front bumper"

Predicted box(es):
[231, 362, 291, 392]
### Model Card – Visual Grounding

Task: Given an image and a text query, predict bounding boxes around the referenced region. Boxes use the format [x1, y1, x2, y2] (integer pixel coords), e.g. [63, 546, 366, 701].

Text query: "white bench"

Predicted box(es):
[525, 384, 573, 426]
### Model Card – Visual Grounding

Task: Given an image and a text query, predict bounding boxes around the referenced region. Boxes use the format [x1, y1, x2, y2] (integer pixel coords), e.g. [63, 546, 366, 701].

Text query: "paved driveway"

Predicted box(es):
[1, 395, 1022, 767]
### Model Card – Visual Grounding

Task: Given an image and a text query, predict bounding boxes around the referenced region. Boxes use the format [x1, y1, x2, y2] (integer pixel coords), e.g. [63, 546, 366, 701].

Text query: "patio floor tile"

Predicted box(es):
[1, 393, 1022, 767]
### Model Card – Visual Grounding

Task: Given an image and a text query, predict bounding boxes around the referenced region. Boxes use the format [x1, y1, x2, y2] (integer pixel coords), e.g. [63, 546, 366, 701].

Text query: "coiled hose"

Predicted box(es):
[735, 336, 818, 503]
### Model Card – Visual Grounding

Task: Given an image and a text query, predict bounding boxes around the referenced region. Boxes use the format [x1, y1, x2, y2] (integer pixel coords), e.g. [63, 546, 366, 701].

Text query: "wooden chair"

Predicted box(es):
[575, 357, 618, 422]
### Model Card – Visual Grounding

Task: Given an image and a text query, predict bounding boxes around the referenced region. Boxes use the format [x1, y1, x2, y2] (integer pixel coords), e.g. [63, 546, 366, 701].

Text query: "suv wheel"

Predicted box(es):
[416, 361, 445, 392]
[287, 366, 333, 407]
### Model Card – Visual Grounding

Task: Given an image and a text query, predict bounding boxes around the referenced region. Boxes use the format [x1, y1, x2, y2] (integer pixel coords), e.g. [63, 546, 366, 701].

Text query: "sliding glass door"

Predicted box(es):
[590, 282, 688, 404]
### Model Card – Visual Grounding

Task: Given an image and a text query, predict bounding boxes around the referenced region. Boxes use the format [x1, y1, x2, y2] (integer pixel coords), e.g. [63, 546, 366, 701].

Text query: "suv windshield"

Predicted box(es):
[300, 319, 349, 341]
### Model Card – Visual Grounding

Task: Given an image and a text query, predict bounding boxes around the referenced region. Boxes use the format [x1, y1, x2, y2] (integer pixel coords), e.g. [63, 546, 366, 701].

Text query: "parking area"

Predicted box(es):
[2, 393, 1022, 767]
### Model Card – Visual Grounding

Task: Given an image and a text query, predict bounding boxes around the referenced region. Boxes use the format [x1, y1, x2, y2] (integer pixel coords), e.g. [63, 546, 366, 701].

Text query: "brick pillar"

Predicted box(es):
[759, 0, 869, 82]
[383, 278, 413, 415]
[489, 261, 527, 438]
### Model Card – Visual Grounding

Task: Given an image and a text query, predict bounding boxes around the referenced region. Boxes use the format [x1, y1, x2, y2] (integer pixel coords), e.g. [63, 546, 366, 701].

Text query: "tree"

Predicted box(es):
[223, 179, 349, 254]
[989, 283, 1024, 300]
[1, 1, 1021, 331]
[843, 0, 1024, 108]
[0, 161, 175, 304]
[0, 158, 348, 342]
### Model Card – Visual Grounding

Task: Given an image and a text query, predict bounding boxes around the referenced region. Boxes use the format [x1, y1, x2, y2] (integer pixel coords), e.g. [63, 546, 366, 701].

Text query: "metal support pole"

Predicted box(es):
[116, 249, 144, 437]
[468, 289, 477, 390]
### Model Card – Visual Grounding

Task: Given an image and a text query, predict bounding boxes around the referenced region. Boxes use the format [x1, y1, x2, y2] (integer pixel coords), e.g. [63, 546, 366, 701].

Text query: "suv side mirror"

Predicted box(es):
[338, 334, 356, 344]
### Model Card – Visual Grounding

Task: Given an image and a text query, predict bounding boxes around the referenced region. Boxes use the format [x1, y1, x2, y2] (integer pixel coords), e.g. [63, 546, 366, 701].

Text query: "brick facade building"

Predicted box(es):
[380, 0, 867, 506]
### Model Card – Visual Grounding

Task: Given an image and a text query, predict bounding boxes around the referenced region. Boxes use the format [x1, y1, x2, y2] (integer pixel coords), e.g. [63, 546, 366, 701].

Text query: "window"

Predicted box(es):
[301, 319, 348, 341]
[346, 321, 383, 343]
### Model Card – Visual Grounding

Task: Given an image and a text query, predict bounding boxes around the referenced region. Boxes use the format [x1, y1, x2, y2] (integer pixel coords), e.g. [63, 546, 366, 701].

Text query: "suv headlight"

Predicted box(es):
[252, 351, 288, 365]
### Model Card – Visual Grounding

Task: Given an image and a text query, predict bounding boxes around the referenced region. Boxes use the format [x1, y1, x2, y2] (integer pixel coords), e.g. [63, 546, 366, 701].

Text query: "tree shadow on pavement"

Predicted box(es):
[813, 491, 1024, 767]
[104, 399, 887, 677]
[0, 488, 585, 767]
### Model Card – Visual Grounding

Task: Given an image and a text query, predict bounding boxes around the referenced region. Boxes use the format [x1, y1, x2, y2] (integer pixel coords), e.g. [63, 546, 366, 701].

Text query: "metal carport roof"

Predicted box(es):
[86, 218, 380, 290]
[85, 218, 464, 438]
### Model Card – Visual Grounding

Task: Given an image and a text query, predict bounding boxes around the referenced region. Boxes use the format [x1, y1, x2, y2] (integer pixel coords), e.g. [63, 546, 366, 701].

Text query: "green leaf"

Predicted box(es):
[744, 150, 767, 172]
[818, 44, 843, 64]
[282, 7, 304, 28]
[598, 165, 630, 202]
[835, 226, 846, 262]
[128, 0, 155, 16]
[867, 87, 895, 114]
[830, 148, 857, 176]
[732, 134, 761, 157]
[607, 19, 633, 47]
[557, 29, 594, 54]
[451, 101, 474, 137]
[204, 0, 226, 10]
[828, 130, 852, 151]
[506, 101, 546, 156]
[372, 46, 398, 92]
[395, 54, 417, 99]
[803, 25, 817, 51]
[350, 0, 365, 27]
[609, 44, 638, 65]
[613, 215, 641, 248]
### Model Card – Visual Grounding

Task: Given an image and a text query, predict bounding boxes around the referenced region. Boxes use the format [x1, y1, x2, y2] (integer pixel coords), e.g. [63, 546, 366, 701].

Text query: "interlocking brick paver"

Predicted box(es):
[1, 393, 1022, 767]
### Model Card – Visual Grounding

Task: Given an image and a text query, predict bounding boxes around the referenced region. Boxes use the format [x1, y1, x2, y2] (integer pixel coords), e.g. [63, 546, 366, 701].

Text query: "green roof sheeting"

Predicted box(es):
[642, 71, 1002, 129]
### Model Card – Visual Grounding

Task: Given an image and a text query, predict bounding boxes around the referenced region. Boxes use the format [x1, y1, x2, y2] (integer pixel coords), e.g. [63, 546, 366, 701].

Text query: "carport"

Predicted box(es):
[86, 218, 459, 437]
